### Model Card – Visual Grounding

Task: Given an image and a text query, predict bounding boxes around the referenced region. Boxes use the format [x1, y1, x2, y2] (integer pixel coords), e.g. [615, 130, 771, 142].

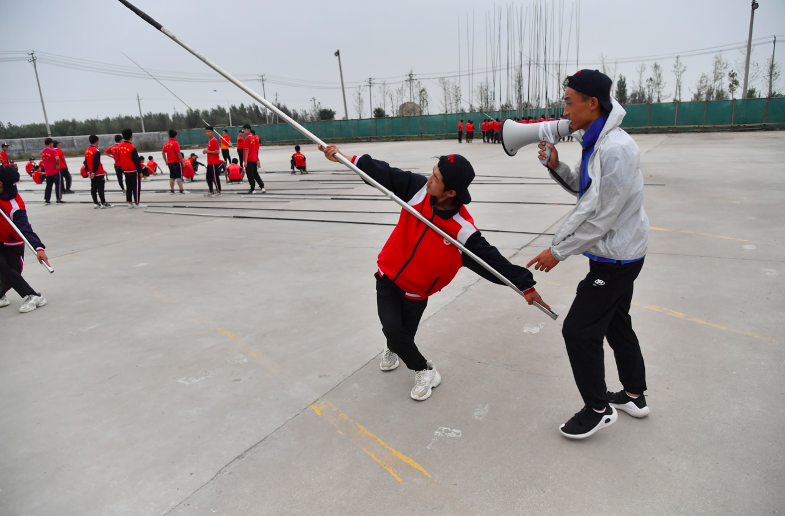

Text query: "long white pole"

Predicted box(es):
[116, 0, 555, 319]
[0, 210, 53, 273]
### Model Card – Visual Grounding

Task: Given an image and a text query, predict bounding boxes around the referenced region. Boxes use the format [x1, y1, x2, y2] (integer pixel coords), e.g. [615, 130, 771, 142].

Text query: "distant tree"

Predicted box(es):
[629, 64, 647, 104]
[690, 73, 711, 101]
[711, 53, 730, 100]
[438, 77, 453, 114]
[318, 108, 336, 120]
[615, 75, 629, 104]
[764, 56, 782, 98]
[728, 70, 740, 99]
[672, 56, 687, 102]
[353, 85, 365, 119]
[651, 62, 670, 102]
[746, 87, 760, 98]
[373, 107, 386, 118]
[377, 80, 391, 114]
[416, 81, 430, 115]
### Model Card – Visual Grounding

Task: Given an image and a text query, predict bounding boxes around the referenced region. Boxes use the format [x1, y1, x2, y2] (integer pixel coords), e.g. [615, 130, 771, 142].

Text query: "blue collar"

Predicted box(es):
[581, 115, 608, 150]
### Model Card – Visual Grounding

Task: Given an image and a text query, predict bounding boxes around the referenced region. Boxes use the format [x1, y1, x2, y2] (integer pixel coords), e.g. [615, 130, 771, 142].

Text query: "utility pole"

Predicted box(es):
[28, 52, 51, 137]
[367, 78, 374, 116]
[334, 50, 349, 120]
[258, 74, 270, 124]
[742, 0, 759, 99]
[405, 71, 416, 103]
[767, 36, 777, 98]
[136, 93, 145, 132]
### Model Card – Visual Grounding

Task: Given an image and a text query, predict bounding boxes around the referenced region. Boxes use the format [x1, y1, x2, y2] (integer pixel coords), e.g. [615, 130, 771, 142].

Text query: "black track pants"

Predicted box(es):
[206, 164, 222, 193]
[245, 161, 264, 191]
[114, 165, 125, 191]
[562, 259, 647, 409]
[44, 172, 61, 202]
[124, 171, 140, 204]
[458, 130, 463, 143]
[221, 149, 231, 164]
[237, 151, 244, 169]
[60, 168, 72, 191]
[375, 273, 428, 372]
[0, 245, 37, 299]
[90, 175, 106, 204]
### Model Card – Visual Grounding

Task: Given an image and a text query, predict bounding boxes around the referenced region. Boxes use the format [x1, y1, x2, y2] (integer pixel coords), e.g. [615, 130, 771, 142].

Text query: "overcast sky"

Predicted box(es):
[1, 0, 783, 127]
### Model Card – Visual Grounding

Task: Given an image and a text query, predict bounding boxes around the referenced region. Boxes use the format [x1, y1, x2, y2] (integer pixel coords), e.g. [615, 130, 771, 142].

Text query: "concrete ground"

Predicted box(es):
[1, 131, 783, 516]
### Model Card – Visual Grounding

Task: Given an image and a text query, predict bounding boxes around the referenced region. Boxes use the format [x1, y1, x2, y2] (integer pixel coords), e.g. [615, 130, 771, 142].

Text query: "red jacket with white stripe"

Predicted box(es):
[1, 194, 45, 250]
[351, 154, 535, 299]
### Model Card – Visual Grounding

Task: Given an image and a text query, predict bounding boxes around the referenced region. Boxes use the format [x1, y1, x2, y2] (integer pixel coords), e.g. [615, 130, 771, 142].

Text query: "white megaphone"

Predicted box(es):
[501, 119, 573, 165]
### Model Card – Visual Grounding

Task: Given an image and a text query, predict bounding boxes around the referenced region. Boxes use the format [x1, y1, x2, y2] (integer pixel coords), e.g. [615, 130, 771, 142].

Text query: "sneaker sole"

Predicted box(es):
[380, 358, 399, 371]
[410, 370, 441, 401]
[559, 407, 618, 440]
[610, 401, 650, 418]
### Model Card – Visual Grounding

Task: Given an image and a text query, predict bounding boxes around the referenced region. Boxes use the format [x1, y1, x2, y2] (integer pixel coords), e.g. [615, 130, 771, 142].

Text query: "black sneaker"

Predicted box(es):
[559, 405, 617, 440]
[608, 391, 650, 418]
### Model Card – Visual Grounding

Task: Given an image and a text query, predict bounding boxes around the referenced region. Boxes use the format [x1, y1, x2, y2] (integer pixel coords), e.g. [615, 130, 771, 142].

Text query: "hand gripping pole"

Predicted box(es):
[117, 0, 556, 319]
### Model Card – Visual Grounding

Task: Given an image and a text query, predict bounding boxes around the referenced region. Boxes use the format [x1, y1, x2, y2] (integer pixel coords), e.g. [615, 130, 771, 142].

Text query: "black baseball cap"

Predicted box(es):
[567, 69, 613, 113]
[0, 166, 20, 199]
[44, 137, 53, 145]
[437, 154, 475, 205]
[1, 143, 8, 148]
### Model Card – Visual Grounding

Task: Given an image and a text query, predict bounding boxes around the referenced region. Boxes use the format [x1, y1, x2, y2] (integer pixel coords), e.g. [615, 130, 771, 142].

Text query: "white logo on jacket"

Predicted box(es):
[593, 279, 606, 287]
[443, 238, 451, 246]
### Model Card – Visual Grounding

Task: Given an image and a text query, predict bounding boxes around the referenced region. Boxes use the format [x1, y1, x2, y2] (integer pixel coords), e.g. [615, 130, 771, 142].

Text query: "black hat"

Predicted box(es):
[567, 69, 613, 113]
[44, 137, 53, 145]
[0, 165, 20, 200]
[437, 154, 475, 205]
[1, 143, 8, 148]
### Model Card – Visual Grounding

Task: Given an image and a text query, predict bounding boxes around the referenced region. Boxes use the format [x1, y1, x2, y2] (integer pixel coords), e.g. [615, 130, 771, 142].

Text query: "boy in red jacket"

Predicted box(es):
[0, 166, 51, 313]
[319, 145, 550, 401]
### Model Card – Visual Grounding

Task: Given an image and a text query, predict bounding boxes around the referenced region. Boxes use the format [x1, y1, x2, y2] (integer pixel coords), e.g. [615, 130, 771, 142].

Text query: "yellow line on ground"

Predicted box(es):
[310, 401, 435, 484]
[540, 281, 775, 342]
[202, 318, 283, 374]
[650, 226, 778, 245]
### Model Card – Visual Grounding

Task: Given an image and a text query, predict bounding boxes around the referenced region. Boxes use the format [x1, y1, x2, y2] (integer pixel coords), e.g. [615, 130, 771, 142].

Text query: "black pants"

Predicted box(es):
[487, 129, 494, 143]
[237, 151, 244, 169]
[114, 165, 125, 191]
[206, 164, 223, 193]
[245, 161, 264, 191]
[375, 273, 429, 372]
[221, 149, 231, 164]
[562, 259, 647, 409]
[90, 175, 106, 204]
[466, 131, 473, 142]
[458, 130, 463, 143]
[124, 171, 140, 204]
[0, 245, 36, 299]
[61, 168, 72, 191]
[44, 172, 62, 202]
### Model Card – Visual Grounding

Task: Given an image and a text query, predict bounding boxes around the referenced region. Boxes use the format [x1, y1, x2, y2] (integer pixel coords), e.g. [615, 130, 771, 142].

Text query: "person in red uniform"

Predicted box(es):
[226, 158, 244, 183]
[40, 138, 63, 205]
[181, 153, 195, 181]
[290, 145, 307, 174]
[104, 135, 124, 194]
[0, 144, 15, 169]
[318, 144, 550, 401]
[118, 129, 146, 209]
[203, 126, 223, 196]
[162, 130, 187, 194]
[52, 141, 74, 194]
[242, 125, 265, 194]
[220, 129, 233, 165]
[481, 120, 487, 142]
[25, 158, 36, 176]
[235, 129, 245, 170]
[145, 156, 160, 176]
[85, 135, 112, 209]
[0, 166, 51, 313]
[457, 119, 463, 143]
[465, 120, 474, 143]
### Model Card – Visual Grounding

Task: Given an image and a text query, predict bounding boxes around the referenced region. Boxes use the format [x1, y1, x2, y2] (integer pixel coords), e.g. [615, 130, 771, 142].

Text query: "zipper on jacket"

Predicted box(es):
[392, 212, 437, 283]
[425, 277, 439, 295]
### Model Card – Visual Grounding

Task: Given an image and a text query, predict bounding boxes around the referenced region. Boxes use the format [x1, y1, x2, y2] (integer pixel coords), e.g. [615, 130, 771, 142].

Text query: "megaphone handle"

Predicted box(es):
[539, 142, 552, 165]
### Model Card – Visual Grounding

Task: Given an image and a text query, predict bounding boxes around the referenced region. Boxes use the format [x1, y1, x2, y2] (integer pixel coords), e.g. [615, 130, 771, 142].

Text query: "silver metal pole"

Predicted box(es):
[0, 210, 53, 273]
[117, 0, 554, 317]
[742, 0, 759, 99]
[335, 50, 349, 120]
[137, 93, 146, 132]
[28, 52, 52, 137]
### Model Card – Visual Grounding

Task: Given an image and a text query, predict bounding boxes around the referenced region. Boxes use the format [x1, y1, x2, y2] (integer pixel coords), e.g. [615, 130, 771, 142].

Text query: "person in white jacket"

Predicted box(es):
[527, 69, 650, 440]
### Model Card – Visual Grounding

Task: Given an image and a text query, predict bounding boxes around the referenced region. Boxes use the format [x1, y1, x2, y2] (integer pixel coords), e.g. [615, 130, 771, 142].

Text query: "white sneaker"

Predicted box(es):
[204, 193, 214, 197]
[136, 204, 147, 208]
[128, 204, 135, 209]
[102, 203, 113, 208]
[19, 294, 47, 313]
[179, 190, 188, 194]
[410, 360, 441, 401]
[380, 348, 399, 371]
[93, 203, 102, 209]
[0, 295, 9, 308]
[213, 192, 222, 197]
[261, 188, 266, 193]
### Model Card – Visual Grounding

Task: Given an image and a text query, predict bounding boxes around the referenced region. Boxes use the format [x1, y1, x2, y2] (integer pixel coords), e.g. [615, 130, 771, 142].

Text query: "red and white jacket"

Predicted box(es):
[351, 154, 535, 299]
[1, 194, 45, 251]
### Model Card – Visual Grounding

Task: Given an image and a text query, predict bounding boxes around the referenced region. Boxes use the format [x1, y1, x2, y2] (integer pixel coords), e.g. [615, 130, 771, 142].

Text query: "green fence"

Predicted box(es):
[175, 98, 785, 147]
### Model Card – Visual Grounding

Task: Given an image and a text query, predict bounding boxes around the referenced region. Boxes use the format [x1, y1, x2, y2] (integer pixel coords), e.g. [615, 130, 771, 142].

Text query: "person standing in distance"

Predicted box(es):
[203, 126, 223, 197]
[527, 69, 650, 440]
[242, 125, 265, 194]
[220, 129, 233, 165]
[162, 130, 187, 195]
[53, 141, 74, 194]
[465, 120, 474, 143]
[457, 119, 463, 143]
[118, 129, 146, 209]
[0, 143, 15, 168]
[85, 135, 112, 209]
[235, 129, 245, 170]
[40, 138, 63, 205]
[104, 135, 125, 195]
